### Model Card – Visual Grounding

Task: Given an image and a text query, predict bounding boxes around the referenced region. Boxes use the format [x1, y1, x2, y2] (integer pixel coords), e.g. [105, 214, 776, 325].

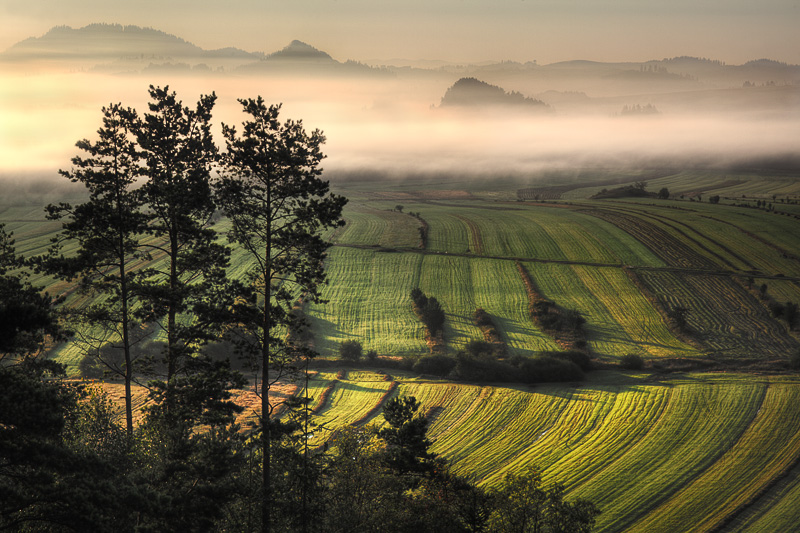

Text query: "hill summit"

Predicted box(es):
[266, 40, 334, 62]
[440, 77, 549, 109]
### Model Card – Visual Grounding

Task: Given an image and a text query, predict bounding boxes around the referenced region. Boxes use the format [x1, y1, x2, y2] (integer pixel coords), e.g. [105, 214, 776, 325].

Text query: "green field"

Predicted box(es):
[293, 369, 800, 533]
[4, 169, 800, 531]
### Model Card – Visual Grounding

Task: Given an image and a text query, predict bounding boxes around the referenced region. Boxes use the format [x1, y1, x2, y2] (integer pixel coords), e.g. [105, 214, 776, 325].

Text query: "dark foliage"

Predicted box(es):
[413, 354, 458, 376]
[620, 353, 645, 370]
[515, 355, 585, 383]
[378, 396, 437, 476]
[339, 339, 363, 361]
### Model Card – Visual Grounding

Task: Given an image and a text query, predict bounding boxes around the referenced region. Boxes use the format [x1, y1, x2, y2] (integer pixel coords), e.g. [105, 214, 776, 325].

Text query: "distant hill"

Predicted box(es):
[2, 23, 259, 62]
[0, 24, 388, 76]
[440, 77, 549, 109]
[265, 40, 334, 62]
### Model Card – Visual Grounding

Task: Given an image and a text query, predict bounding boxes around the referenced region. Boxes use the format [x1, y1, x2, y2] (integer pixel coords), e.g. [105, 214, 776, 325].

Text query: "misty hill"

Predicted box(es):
[237, 40, 386, 76]
[2, 23, 260, 63]
[440, 78, 549, 109]
[265, 40, 334, 62]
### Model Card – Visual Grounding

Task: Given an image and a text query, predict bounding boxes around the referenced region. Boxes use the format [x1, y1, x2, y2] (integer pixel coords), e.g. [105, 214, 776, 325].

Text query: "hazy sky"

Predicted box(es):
[2, 0, 799, 64]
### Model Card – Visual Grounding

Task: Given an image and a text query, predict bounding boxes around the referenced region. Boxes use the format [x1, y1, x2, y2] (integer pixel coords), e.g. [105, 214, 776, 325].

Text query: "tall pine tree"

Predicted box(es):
[217, 98, 346, 533]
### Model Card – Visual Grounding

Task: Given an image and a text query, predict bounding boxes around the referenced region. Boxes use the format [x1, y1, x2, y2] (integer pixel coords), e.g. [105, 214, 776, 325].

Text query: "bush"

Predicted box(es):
[410, 288, 428, 309]
[421, 297, 445, 336]
[769, 300, 785, 318]
[451, 353, 517, 382]
[339, 340, 363, 362]
[413, 355, 457, 376]
[546, 350, 592, 371]
[473, 308, 494, 327]
[518, 356, 584, 383]
[79, 354, 104, 379]
[620, 353, 645, 370]
[465, 340, 495, 359]
[365, 349, 378, 362]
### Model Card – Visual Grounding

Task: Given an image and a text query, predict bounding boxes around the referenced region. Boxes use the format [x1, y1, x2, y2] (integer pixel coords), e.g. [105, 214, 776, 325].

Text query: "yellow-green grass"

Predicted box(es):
[571, 265, 698, 358]
[725, 460, 800, 532]
[422, 204, 666, 266]
[524, 262, 696, 358]
[333, 204, 422, 249]
[417, 253, 487, 351]
[595, 202, 800, 277]
[638, 270, 800, 358]
[470, 258, 560, 355]
[629, 379, 800, 532]
[307, 247, 428, 357]
[298, 370, 800, 533]
[757, 279, 800, 308]
[306, 370, 396, 444]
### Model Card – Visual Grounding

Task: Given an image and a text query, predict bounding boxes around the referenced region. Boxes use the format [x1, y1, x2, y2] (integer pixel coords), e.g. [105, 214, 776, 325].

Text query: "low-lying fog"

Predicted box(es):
[2, 66, 798, 183]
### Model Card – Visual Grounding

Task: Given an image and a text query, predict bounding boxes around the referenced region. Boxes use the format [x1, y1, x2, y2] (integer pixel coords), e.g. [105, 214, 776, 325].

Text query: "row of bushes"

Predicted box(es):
[412, 348, 591, 384]
[411, 288, 446, 337]
[531, 300, 586, 334]
[472, 308, 507, 357]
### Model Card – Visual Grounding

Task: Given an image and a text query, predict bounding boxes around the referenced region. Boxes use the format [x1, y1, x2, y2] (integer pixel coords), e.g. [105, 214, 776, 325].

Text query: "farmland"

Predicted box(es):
[5, 168, 800, 531]
[246, 369, 800, 533]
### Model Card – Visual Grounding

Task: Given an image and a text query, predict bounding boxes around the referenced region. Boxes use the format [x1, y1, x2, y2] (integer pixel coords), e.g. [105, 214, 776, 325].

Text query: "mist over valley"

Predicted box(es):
[2, 23, 798, 184]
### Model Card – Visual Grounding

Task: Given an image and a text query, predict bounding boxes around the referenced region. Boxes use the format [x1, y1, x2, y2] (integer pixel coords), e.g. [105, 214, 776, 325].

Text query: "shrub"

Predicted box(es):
[546, 350, 592, 371]
[473, 308, 494, 327]
[421, 297, 445, 336]
[451, 353, 517, 382]
[411, 288, 428, 308]
[79, 354, 104, 379]
[339, 339, 363, 362]
[365, 349, 378, 362]
[620, 353, 645, 370]
[465, 340, 495, 359]
[518, 356, 584, 383]
[769, 300, 785, 318]
[413, 354, 456, 376]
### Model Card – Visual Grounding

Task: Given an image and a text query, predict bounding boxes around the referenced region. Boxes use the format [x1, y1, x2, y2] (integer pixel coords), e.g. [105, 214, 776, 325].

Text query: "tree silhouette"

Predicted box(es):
[40, 103, 147, 435]
[134, 85, 231, 404]
[217, 97, 346, 533]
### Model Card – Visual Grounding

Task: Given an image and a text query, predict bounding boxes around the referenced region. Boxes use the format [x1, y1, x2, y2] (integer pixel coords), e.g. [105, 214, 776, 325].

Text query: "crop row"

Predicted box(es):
[291, 371, 800, 532]
[598, 202, 800, 278]
[332, 205, 422, 249]
[522, 262, 695, 358]
[583, 208, 719, 270]
[636, 270, 800, 358]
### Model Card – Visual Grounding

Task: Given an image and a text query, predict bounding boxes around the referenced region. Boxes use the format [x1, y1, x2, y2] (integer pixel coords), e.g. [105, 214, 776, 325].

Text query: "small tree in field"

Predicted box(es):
[339, 340, 363, 362]
[216, 98, 346, 533]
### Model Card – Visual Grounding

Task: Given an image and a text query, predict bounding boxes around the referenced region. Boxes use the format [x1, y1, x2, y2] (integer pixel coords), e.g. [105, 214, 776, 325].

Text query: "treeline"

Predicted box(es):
[413, 343, 591, 384]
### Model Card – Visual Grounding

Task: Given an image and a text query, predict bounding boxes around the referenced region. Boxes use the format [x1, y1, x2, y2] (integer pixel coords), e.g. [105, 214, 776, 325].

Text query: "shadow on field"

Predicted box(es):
[524, 371, 674, 402]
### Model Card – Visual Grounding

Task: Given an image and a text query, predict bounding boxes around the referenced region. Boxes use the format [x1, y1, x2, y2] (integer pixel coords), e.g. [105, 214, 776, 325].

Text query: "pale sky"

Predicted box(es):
[1, 0, 799, 64]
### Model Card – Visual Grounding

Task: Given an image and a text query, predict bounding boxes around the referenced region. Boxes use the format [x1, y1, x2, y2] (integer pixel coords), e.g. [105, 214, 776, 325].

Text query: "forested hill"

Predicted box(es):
[440, 77, 549, 109]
